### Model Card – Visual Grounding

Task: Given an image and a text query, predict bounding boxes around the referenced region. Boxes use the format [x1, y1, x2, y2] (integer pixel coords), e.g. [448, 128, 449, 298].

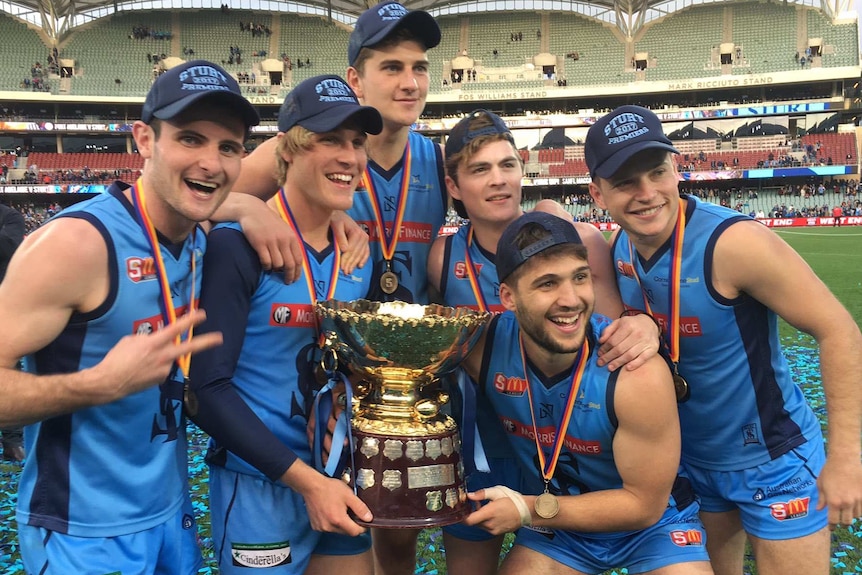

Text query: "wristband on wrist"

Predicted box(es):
[484, 485, 532, 527]
[619, 308, 663, 334]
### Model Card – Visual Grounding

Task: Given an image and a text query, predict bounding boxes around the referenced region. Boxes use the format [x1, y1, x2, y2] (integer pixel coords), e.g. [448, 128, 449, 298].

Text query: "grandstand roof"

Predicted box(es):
[0, 0, 849, 43]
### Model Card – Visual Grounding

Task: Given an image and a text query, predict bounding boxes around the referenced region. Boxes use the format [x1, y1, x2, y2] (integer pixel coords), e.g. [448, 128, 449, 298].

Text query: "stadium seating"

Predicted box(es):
[547, 13, 625, 86]
[637, 4, 724, 81]
[25, 152, 144, 170]
[0, 4, 858, 97]
[0, 14, 54, 93]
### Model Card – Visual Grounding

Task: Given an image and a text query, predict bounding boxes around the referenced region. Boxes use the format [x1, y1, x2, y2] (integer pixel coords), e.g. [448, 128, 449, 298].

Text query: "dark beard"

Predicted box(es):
[515, 303, 584, 356]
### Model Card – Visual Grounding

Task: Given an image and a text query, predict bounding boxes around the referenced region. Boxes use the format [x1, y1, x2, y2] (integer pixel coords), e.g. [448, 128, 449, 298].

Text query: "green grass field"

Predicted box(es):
[0, 227, 860, 574]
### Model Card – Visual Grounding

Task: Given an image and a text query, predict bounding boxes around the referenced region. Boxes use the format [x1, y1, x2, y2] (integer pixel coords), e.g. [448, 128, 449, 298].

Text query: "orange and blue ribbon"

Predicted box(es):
[274, 188, 340, 305]
[463, 225, 491, 313]
[520, 334, 590, 486]
[626, 199, 686, 365]
[360, 143, 412, 263]
[129, 177, 196, 379]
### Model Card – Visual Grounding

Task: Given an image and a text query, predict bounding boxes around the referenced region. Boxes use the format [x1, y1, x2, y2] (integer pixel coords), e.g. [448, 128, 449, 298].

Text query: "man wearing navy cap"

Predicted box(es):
[453, 211, 712, 575]
[429, 109, 663, 575]
[189, 74, 382, 575]
[587, 105, 862, 575]
[239, 2, 447, 305]
[0, 59, 258, 574]
[236, 5, 448, 573]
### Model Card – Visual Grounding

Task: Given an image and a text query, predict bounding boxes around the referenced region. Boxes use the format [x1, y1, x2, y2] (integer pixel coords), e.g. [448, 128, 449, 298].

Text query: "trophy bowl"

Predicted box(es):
[316, 299, 489, 528]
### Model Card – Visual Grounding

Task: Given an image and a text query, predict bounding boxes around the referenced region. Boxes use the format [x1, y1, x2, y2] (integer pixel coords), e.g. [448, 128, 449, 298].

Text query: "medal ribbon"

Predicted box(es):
[130, 178, 196, 379]
[626, 199, 686, 365]
[274, 188, 340, 304]
[463, 225, 490, 313]
[519, 334, 590, 484]
[360, 142, 411, 263]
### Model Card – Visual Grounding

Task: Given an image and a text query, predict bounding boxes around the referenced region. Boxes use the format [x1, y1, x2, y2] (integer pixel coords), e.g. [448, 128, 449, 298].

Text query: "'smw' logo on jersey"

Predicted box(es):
[454, 261, 483, 279]
[494, 373, 527, 396]
[616, 259, 636, 279]
[669, 529, 703, 546]
[769, 497, 810, 521]
[126, 256, 157, 283]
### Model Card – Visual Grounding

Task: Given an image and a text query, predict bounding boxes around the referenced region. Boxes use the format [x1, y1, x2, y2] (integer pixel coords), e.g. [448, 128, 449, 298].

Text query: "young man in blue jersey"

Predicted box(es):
[427, 109, 664, 575]
[236, 4, 447, 573]
[189, 74, 382, 575]
[586, 104, 862, 575]
[238, 2, 445, 307]
[456, 211, 713, 575]
[0, 60, 260, 574]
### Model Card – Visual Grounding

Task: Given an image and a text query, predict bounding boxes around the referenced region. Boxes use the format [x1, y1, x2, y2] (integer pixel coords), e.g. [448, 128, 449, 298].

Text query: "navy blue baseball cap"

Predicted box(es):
[445, 109, 515, 159]
[141, 60, 260, 128]
[446, 109, 517, 219]
[585, 105, 678, 179]
[348, 2, 441, 66]
[277, 75, 382, 135]
[496, 212, 583, 283]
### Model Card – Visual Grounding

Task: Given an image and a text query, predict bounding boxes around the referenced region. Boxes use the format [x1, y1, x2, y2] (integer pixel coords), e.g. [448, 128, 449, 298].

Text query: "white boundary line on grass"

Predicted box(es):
[774, 230, 862, 237]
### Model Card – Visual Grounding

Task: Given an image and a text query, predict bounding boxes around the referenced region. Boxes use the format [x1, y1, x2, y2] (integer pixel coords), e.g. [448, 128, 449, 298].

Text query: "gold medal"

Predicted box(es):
[380, 270, 398, 295]
[534, 491, 559, 519]
[673, 373, 690, 403]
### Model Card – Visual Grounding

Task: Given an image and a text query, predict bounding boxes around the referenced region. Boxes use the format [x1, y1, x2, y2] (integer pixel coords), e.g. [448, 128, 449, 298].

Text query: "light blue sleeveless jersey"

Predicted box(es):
[611, 195, 821, 470]
[439, 224, 505, 314]
[349, 130, 446, 303]
[478, 312, 695, 523]
[18, 183, 204, 537]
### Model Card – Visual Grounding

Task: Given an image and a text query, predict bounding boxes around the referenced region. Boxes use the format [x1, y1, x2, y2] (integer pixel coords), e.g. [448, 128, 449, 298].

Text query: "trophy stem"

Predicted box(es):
[361, 368, 435, 422]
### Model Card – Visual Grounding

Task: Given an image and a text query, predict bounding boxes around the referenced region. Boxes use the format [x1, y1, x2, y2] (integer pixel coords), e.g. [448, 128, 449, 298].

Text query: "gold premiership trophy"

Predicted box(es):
[315, 299, 489, 528]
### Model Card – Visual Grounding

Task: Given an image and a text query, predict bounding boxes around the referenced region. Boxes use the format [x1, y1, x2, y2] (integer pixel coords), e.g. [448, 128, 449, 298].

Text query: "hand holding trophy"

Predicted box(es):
[316, 299, 488, 528]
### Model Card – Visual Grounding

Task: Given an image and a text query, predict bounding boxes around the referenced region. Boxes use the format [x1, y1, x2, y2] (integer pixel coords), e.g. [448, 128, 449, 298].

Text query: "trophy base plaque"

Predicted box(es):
[349, 418, 469, 528]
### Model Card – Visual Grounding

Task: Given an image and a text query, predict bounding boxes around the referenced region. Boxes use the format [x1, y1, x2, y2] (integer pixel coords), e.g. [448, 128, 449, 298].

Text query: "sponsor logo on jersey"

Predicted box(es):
[454, 260, 483, 279]
[769, 497, 810, 521]
[755, 477, 814, 501]
[231, 541, 291, 567]
[132, 305, 190, 335]
[653, 313, 703, 336]
[494, 373, 527, 395]
[502, 417, 603, 455]
[270, 303, 315, 327]
[357, 220, 435, 244]
[741, 423, 761, 445]
[501, 418, 517, 433]
[616, 260, 636, 279]
[670, 529, 704, 546]
[126, 256, 157, 282]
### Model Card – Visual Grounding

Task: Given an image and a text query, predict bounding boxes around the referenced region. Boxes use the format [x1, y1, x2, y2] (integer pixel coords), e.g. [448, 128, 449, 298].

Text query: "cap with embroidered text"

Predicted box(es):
[496, 212, 583, 283]
[446, 109, 516, 219]
[278, 75, 382, 135]
[141, 60, 260, 128]
[585, 105, 678, 179]
[348, 2, 441, 66]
